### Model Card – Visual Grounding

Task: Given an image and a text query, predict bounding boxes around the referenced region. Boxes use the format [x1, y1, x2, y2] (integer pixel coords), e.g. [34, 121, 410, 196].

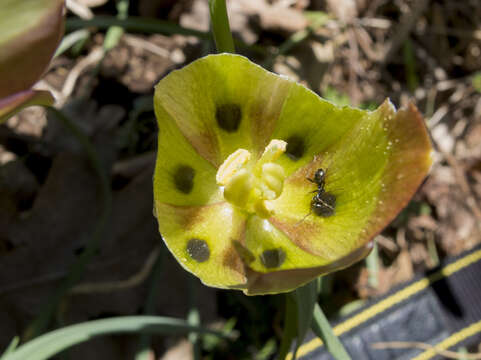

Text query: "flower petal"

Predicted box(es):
[154, 54, 292, 167]
[153, 201, 247, 288]
[0, 90, 54, 124]
[0, 0, 64, 99]
[270, 100, 432, 261]
[153, 54, 433, 294]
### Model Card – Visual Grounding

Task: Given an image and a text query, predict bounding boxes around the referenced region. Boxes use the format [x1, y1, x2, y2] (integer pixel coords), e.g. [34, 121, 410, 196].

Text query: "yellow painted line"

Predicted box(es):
[412, 319, 481, 360]
[289, 248, 481, 360]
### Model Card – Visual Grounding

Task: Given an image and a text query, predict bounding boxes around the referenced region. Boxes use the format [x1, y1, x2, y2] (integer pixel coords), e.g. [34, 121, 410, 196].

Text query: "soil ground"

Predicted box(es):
[1, 0, 481, 359]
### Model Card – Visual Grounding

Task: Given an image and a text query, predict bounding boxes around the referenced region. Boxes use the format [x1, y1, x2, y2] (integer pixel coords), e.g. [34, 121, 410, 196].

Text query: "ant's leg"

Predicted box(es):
[317, 197, 334, 210]
[295, 210, 312, 226]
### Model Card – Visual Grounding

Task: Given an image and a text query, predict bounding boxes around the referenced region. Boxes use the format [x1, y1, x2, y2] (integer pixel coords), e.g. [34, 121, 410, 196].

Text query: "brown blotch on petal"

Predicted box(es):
[233, 240, 256, 264]
[186, 238, 210, 262]
[216, 103, 242, 132]
[269, 217, 325, 257]
[223, 244, 247, 277]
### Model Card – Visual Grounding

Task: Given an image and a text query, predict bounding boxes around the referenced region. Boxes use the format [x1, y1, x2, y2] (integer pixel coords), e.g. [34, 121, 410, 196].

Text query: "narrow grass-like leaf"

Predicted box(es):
[337, 299, 366, 317]
[256, 338, 277, 360]
[208, 0, 235, 53]
[54, 29, 90, 58]
[278, 296, 298, 360]
[0, 337, 19, 359]
[293, 280, 318, 358]
[187, 276, 201, 360]
[202, 318, 237, 352]
[5, 316, 230, 360]
[311, 304, 351, 360]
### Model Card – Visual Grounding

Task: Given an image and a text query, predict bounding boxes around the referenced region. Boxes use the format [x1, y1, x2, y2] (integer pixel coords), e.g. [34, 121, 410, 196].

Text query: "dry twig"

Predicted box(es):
[60, 47, 104, 105]
[70, 246, 161, 294]
[383, 0, 430, 62]
[442, 151, 481, 228]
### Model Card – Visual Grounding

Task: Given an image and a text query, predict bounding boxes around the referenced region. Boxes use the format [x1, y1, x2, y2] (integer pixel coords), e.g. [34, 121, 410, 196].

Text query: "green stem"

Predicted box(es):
[104, 0, 129, 51]
[24, 107, 112, 340]
[311, 304, 351, 360]
[187, 277, 201, 360]
[366, 242, 379, 288]
[208, 0, 235, 53]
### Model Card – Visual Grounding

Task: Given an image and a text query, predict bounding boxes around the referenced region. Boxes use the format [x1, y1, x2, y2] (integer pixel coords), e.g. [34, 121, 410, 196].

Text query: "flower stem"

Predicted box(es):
[312, 304, 351, 360]
[208, 0, 235, 53]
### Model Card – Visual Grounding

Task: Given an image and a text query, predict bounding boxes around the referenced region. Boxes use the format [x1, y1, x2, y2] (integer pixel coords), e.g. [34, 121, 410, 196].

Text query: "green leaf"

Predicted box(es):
[54, 29, 90, 58]
[0, 337, 19, 359]
[153, 54, 432, 295]
[472, 72, 481, 93]
[0, 90, 54, 124]
[311, 304, 351, 360]
[0, 0, 64, 99]
[292, 281, 318, 358]
[278, 296, 298, 360]
[4, 316, 230, 360]
[103, 0, 129, 51]
[256, 338, 277, 360]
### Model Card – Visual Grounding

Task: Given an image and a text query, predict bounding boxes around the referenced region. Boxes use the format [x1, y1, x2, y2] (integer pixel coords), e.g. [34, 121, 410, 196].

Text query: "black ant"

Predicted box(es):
[307, 168, 326, 193]
[296, 168, 336, 225]
[308, 168, 336, 217]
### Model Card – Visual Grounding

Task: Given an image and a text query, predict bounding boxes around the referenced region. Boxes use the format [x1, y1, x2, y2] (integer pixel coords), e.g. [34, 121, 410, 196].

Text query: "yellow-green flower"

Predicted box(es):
[153, 54, 432, 295]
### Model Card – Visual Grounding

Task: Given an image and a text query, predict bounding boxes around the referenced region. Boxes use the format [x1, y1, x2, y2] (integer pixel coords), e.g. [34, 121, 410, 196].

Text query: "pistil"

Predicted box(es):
[216, 140, 287, 218]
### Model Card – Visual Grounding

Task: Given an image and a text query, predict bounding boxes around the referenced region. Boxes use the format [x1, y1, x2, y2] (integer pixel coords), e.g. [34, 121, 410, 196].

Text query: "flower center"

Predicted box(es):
[216, 139, 287, 218]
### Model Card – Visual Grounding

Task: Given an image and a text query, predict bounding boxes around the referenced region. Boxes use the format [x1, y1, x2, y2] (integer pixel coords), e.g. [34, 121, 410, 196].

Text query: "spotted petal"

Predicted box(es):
[153, 54, 432, 295]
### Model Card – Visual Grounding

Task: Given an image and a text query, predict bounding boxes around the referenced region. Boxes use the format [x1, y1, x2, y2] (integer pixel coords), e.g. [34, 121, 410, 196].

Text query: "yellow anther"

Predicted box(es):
[216, 140, 287, 218]
[216, 148, 251, 185]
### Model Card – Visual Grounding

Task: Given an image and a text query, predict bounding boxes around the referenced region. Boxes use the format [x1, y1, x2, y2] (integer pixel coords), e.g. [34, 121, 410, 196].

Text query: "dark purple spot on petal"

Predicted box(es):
[285, 135, 305, 161]
[260, 248, 286, 268]
[187, 238, 210, 262]
[174, 165, 195, 194]
[216, 104, 242, 132]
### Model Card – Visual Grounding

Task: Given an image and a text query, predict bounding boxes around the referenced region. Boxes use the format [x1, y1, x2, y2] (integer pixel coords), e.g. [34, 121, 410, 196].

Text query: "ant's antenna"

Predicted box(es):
[295, 211, 311, 226]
